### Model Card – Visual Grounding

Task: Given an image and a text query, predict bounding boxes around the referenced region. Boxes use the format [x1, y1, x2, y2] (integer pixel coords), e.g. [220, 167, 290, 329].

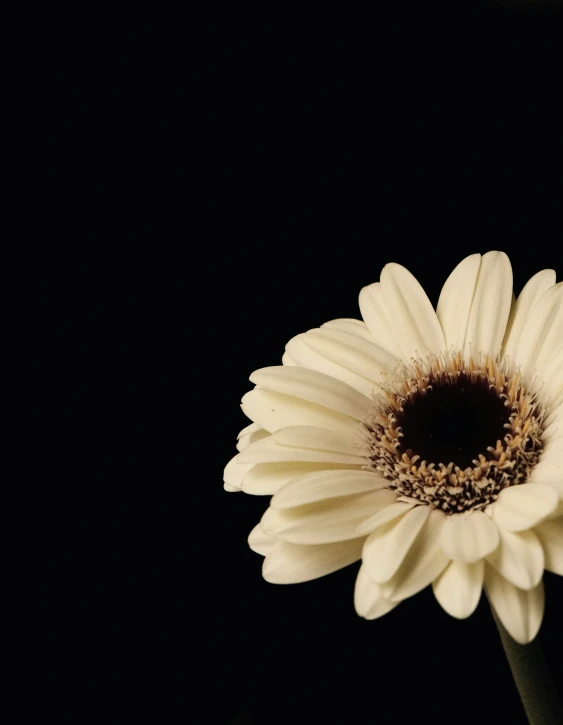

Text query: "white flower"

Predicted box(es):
[224, 251, 562, 644]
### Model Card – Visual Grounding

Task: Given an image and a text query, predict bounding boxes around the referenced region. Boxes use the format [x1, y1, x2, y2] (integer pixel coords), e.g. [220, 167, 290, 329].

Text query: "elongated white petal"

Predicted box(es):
[281, 352, 298, 366]
[237, 436, 367, 466]
[433, 560, 484, 619]
[241, 388, 360, 436]
[513, 283, 563, 379]
[380, 263, 446, 359]
[363, 505, 431, 583]
[250, 366, 372, 421]
[237, 422, 262, 439]
[354, 565, 400, 619]
[355, 501, 416, 537]
[542, 348, 563, 409]
[485, 566, 544, 644]
[535, 517, 563, 575]
[358, 282, 403, 358]
[261, 490, 396, 544]
[439, 510, 500, 563]
[272, 469, 391, 509]
[379, 509, 449, 602]
[272, 426, 363, 455]
[502, 269, 557, 361]
[486, 528, 544, 590]
[490, 483, 559, 532]
[463, 251, 513, 358]
[437, 253, 481, 351]
[528, 460, 563, 491]
[248, 524, 276, 555]
[242, 462, 364, 495]
[263, 538, 364, 584]
[321, 318, 375, 342]
[286, 333, 379, 396]
[236, 427, 269, 452]
[223, 453, 254, 491]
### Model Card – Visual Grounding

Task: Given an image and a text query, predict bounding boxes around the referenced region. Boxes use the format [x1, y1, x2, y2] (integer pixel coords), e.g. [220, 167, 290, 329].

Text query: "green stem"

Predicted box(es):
[492, 608, 563, 725]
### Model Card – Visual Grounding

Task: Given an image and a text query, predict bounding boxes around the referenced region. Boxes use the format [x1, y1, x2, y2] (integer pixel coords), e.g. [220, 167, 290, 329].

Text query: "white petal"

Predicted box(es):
[285, 333, 378, 396]
[380, 263, 446, 358]
[463, 251, 513, 359]
[261, 490, 396, 544]
[502, 269, 557, 361]
[485, 566, 544, 644]
[535, 517, 563, 575]
[237, 422, 262, 439]
[355, 501, 416, 537]
[354, 565, 400, 619]
[272, 425, 363, 455]
[242, 462, 363, 496]
[263, 538, 364, 584]
[237, 436, 367, 466]
[241, 388, 360, 437]
[433, 560, 484, 619]
[486, 528, 544, 590]
[249, 366, 371, 420]
[223, 453, 254, 491]
[358, 282, 403, 358]
[363, 505, 431, 583]
[248, 524, 276, 555]
[513, 282, 563, 379]
[379, 509, 449, 602]
[271, 469, 391, 509]
[542, 348, 563, 409]
[321, 318, 375, 342]
[236, 426, 269, 452]
[528, 460, 563, 489]
[294, 327, 397, 385]
[282, 352, 298, 366]
[439, 510, 500, 563]
[436, 253, 481, 351]
[490, 483, 559, 532]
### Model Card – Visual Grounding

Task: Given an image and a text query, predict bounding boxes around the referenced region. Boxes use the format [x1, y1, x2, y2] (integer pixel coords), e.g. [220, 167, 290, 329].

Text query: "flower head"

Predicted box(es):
[224, 252, 562, 644]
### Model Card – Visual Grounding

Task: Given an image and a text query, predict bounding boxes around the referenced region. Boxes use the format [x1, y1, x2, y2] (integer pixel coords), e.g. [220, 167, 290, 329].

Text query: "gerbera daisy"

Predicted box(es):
[224, 251, 562, 645]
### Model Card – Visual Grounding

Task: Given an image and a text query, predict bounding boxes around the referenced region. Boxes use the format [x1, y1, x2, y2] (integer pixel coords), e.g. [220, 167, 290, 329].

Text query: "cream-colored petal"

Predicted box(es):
[355, 501, 416, 537]
[502, 269, 557, 361]
[272, 425, 363, 455]
[248, 523, 276, 556]
[321, 318, 375, 342]
[363, 505, 431, 583]
[512, 282, 563, 379]
[237, 436, 367, 466]
[271, 469, 391, 509]
[241, 388, 360, 436]
[528, 460, 563, 490]
[250, 366, 371, 420]
[432, 560, 484, 619]
[379, 509, 449, 602]
[242, 462, 364, 496]
[236, 427, 269, 452]
[535, 517, 563, 575]
[293, 327, 397, 389]
[485, 566, 544, 644]
[463, 251, 513, 359]
[439, 510, 500, 563]
[436, 253, 481, 351]
[223, 453, 254, 491]
[354, 564, 400, 619]
[486, 528, 544, 590]
[285, 334, 379, 396]
[281, 352, 298, 366]
[262, 538, 364, 584]
[380, 263, 446, 359]
[358, 282, 403, 358]
[489, 483, 559, 533]
[237, 422, 262, 439]
[261, 490, 396, 544]
[542, 348, 563, 409]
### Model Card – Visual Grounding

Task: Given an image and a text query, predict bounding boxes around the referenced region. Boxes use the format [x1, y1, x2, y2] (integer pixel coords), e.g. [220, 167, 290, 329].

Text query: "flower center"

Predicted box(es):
[397, 372, 510, 471]
[363, 352, 545, 514]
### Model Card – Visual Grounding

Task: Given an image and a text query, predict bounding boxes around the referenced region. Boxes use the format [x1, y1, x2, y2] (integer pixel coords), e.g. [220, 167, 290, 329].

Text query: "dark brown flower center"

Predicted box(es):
[396, 373, 511, 470]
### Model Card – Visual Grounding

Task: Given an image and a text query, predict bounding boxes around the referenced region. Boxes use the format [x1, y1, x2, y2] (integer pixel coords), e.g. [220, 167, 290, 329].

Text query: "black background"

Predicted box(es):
[89, 9, 563, 724]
